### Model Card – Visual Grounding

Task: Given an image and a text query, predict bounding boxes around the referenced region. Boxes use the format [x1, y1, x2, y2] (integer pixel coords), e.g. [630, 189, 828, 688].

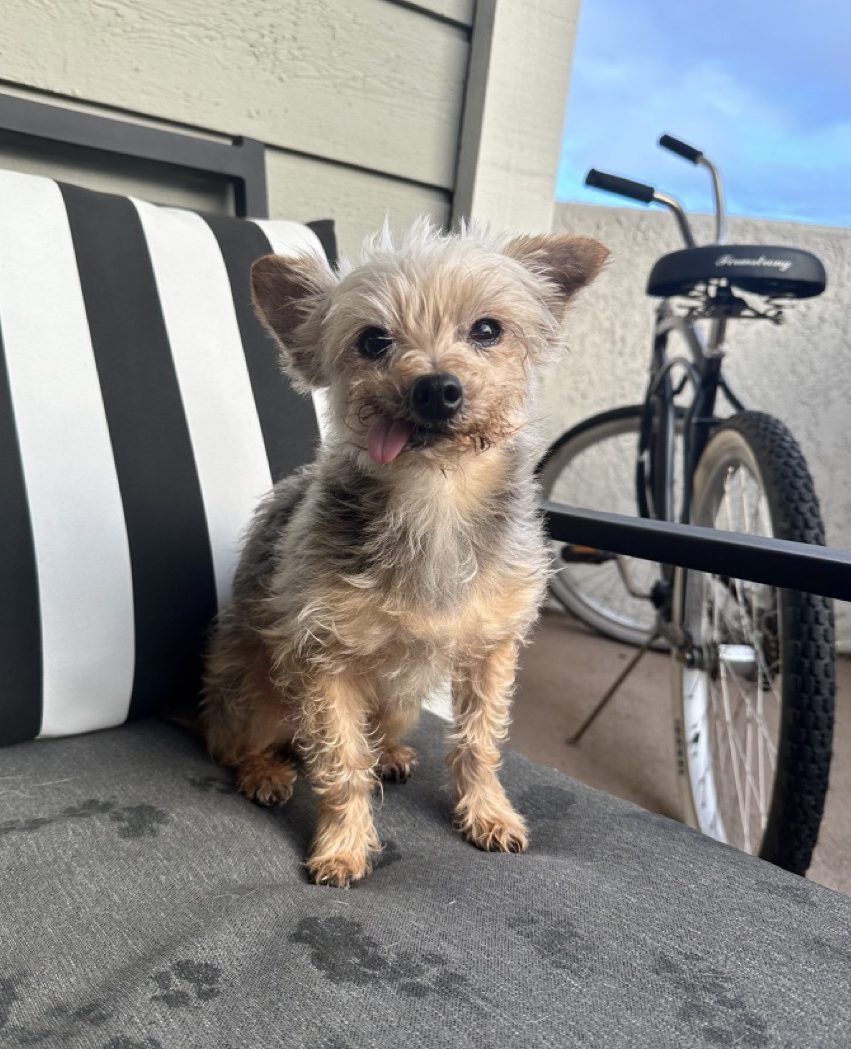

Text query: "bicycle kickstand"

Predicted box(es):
[567, 629, 661, 746]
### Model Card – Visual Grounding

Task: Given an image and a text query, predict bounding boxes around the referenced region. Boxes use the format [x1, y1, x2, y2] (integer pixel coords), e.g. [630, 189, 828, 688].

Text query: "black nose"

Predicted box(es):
[409, 373, 464, 423]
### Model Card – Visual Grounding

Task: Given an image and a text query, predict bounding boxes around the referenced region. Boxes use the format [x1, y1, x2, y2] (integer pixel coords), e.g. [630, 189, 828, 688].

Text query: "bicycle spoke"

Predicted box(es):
[725, 470, 753, 640]
[709, 574, 745, 835]
[744, 706, 753, 835]
[757, 668, 766, 821]
[695, 551, 779, 849]
[699, 464, 782, 845]
[717, 661, 749, 846]
[719, 671, 769, 843]
[722, 658, 777, 762]
[721, 646, 776, 826]
[748, 488, 768, 818]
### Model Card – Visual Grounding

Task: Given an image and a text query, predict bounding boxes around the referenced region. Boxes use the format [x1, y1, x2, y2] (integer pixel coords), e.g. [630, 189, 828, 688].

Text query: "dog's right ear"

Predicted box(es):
[504, 234, 609, 319]
[251, 252, 336, 391]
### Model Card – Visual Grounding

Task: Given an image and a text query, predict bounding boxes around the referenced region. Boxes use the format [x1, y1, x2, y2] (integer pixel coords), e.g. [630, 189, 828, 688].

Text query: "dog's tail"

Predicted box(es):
[160, 702, 205, 741]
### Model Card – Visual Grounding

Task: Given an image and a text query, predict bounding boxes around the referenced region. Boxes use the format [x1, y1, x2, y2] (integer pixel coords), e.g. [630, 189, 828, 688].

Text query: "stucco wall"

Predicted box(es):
[550, 202, 851, 644]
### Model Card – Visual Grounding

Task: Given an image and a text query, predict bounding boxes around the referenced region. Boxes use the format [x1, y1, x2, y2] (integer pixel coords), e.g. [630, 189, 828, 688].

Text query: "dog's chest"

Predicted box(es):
[371, 516, 542, 652]
[312, 462, 543, 651]
[379, 512, 477, 609]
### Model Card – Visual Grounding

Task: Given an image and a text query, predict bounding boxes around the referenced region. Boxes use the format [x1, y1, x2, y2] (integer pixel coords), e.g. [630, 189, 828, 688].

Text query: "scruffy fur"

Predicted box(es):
[201, 220, 608, 887]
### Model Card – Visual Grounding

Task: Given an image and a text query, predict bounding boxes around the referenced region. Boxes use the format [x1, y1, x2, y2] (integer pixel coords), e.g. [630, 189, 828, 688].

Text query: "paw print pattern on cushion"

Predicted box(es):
[150, 961, 222, 1008]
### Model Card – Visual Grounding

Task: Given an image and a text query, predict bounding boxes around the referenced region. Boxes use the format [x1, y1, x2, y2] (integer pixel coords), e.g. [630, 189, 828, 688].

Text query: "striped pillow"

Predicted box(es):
[0, 170, 334, 746]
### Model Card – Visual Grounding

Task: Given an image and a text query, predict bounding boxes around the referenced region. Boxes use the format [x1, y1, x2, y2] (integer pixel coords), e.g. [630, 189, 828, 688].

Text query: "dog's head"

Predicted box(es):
[251, 221, 608, 467]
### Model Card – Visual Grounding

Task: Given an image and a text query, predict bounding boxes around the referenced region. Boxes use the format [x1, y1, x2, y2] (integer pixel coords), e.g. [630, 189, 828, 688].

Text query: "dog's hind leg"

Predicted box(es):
[372, 702, 420, 783]
[202, 611, 297, 806]
[234, 749, 298, 806]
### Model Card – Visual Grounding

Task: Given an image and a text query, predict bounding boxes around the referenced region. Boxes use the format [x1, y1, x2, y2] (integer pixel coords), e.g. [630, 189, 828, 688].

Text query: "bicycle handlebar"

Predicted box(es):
[586, 133, 726, 247]
[585, 168, 655, 204]
[585, 168, 696, 246]
[659, 134, 703, 164]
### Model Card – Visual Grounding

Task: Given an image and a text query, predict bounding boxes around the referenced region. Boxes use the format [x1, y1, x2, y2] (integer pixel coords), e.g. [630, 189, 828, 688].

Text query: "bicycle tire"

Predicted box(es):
[537, 405, 667, 647]
[672, 411, 835, 874]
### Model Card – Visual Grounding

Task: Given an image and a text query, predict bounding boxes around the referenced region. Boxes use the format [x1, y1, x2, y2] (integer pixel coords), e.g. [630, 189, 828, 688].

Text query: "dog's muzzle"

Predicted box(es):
[409, 373, 463, 424]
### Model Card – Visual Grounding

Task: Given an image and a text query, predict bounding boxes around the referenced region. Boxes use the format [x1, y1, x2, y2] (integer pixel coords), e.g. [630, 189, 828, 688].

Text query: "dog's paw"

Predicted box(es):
[457, 807, 529, 854]
[235, 757, 297, 807]
[378, 744, 417, 784]
[307, 851, 371, 889]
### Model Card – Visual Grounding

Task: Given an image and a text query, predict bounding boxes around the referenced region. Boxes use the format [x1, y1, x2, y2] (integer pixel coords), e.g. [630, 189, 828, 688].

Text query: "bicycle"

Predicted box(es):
[538, 134, 835, 875]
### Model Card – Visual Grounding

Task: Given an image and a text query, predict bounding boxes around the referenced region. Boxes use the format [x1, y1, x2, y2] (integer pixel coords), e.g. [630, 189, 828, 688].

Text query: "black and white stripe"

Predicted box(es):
[0, 169, 329, 744]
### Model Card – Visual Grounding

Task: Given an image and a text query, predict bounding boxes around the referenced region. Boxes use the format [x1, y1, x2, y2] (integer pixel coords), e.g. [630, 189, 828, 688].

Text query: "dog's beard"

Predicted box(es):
[349, 396, 522, 465]
[376, 420, 517, 462]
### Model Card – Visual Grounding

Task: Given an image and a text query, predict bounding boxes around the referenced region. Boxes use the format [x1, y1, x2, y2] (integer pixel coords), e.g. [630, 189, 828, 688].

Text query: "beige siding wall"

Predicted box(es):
[265, 149, 450, 262]
[0, 0, 468, 186]
[551, 201, 851, 645]
[0, 0, 476, 256]
[0, 0, 581, 254]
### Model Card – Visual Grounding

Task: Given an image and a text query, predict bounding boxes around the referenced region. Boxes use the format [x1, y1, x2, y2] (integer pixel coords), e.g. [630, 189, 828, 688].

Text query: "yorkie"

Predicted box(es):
[201, 221, 607, 886]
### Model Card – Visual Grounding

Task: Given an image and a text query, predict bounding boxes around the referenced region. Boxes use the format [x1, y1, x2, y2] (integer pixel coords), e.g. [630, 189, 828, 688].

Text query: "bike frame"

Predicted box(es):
[626, 143, 747, 628]
[635, 293, 749, 637]
[638, 303, 746, 527]
[587, 137, 799, 643]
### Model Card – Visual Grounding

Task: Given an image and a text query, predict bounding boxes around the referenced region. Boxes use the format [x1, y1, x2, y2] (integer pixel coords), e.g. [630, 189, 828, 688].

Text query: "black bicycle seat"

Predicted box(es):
[646, 244, 826, 299]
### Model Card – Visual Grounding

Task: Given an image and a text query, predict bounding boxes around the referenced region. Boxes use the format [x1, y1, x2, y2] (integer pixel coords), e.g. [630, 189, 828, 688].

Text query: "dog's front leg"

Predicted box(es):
[299, 672, 380, 887]
[449, 638, 528, 853]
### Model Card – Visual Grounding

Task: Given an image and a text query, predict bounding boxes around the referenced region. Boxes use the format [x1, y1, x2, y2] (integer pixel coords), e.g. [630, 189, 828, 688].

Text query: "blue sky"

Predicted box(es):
[557, 0, 851, 227]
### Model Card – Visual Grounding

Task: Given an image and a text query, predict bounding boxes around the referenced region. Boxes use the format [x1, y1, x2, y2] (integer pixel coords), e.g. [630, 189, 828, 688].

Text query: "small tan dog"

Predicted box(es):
[201, 221, 607, 887]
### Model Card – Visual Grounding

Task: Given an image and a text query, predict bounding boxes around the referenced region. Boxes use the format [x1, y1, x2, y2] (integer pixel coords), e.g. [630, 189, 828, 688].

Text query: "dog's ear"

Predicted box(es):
[251, 252, 336, 391]
[505, 234, 609, 316]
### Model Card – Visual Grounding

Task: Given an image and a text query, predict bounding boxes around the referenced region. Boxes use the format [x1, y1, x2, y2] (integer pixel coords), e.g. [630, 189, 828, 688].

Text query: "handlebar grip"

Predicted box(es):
[584, 168, 655, 204]
[659, 134, 703, 163]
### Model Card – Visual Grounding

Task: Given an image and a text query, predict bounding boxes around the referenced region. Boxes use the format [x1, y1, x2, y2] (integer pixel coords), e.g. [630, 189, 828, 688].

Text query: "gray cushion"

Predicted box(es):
[1, 714, 849, 1048]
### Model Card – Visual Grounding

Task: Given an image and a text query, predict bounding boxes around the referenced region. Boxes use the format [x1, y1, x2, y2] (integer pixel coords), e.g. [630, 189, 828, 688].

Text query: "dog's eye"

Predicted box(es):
[357, 327, 393, 360]
[468, 318, 502, 347]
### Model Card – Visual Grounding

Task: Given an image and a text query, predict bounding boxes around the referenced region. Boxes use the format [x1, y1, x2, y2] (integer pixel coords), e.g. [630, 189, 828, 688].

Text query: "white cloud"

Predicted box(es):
[559, 1, 851, 227]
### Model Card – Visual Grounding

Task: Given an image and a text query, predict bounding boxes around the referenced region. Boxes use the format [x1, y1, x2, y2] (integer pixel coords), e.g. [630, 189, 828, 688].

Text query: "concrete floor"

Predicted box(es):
[511, 606, 850, 897]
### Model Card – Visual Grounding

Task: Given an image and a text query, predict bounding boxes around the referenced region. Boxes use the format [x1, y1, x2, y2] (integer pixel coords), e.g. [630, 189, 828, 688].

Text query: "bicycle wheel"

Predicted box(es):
[672, 411, 835, 874]
[538, 405, 666, 646]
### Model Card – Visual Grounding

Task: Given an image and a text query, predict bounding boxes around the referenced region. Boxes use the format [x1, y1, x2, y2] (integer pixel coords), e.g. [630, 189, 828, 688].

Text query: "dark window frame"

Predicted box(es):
[0, 92, 268, 218]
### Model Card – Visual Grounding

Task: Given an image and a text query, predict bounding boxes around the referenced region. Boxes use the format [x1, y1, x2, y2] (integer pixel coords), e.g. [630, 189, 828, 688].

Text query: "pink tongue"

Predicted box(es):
[367, 417, 414, 465]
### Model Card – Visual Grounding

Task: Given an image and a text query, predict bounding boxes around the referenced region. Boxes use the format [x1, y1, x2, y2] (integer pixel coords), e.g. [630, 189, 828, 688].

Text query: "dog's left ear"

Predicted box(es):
[251, 251, 337, 391]
[505, 234, 609, 317]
